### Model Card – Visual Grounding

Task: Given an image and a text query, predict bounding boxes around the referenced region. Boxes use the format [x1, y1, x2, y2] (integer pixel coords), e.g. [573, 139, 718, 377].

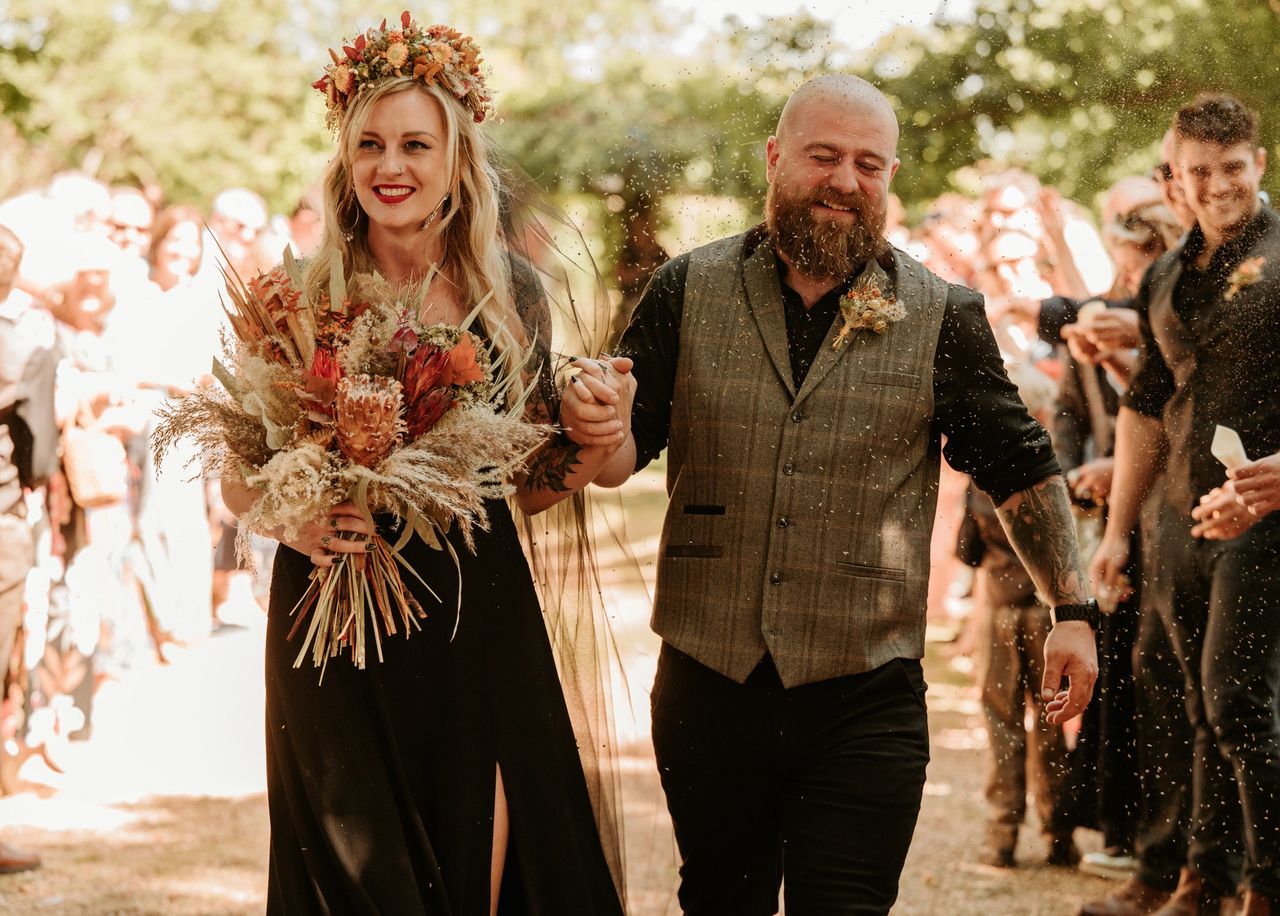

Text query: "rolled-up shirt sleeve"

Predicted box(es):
[934, 286, 1062, 505]
[1121, 275, 1175, 419]
[616, 253, 690, 472]
[1038, 295, 1080, 344]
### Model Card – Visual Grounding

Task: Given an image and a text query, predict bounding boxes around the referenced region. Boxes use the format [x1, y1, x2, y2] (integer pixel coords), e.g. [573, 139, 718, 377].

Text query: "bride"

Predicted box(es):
[218, 14, 635, 914]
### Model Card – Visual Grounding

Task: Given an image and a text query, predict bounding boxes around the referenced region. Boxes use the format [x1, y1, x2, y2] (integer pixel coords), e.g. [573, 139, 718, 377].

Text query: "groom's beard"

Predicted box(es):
[766, 181, 887, 280]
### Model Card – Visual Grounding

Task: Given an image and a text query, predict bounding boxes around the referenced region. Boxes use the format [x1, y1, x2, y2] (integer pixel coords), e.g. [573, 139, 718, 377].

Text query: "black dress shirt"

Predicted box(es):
[619, 235, 1061, 506]
[1126, 207, 1280, 511]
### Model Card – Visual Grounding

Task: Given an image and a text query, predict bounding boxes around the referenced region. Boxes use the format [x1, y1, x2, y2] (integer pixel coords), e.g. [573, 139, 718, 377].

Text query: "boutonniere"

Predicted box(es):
[833, 281, 906, 350]
[1225, 255, 1266, 301]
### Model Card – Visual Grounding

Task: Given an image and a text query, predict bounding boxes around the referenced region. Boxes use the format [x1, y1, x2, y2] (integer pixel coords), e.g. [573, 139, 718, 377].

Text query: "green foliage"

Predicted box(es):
[872, 0, 1280, 206]
[5, 0, 1280, 280]
[0, 0, 352, 209]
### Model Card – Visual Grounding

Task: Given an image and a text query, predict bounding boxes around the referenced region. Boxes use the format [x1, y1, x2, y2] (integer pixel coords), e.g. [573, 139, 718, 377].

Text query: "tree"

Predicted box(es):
[867, 0, 1280, 206]
[0, 1, 335, 207]
[0, 0, 663, 210]
[493, 12, 851, 304]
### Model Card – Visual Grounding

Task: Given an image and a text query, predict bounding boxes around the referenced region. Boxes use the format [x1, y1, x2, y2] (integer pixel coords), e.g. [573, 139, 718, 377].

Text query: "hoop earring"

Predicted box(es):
[340, 206, 361, 243]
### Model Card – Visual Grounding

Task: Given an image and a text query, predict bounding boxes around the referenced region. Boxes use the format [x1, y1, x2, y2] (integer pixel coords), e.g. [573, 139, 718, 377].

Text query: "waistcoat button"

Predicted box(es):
[777, 517, 789, 528]
[769, 572, 782, 585]
[782, 462, 794, 476]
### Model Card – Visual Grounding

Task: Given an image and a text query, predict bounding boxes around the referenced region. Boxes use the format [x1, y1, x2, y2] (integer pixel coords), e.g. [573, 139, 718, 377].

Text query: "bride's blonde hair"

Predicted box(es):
[305, 77, 525, 367]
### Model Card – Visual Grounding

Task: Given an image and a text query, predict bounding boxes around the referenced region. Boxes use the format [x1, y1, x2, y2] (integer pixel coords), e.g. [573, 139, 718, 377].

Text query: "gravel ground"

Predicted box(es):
[0, 471, 1118, 915]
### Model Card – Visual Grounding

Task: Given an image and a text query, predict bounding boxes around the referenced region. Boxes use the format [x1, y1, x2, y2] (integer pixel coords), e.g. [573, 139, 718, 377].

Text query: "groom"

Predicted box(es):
[564, 75, 1098, 914]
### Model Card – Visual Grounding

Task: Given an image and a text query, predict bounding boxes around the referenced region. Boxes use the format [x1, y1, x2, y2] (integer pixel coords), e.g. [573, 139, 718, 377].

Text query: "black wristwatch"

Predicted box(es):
[1050, 600, 1101, 630]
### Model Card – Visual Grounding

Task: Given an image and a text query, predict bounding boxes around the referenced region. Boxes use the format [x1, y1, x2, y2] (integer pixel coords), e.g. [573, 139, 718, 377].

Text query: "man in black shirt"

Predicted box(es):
[1094, 94, 1280, 915]
[565, 75, 1097, 914]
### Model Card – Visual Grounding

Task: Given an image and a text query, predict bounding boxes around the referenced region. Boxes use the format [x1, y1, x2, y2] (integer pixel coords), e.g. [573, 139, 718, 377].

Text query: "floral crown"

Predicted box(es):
[312, 11, 493, 130]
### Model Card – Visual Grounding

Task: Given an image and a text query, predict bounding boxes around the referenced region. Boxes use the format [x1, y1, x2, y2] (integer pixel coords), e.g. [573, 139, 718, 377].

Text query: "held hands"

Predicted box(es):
[1041, 621, 1098, 726]
[1191, 480, 1259, 540]
[561, 356, 636, 451]
[1229, 452, 1280, 519]
[280, 501, 376, 568]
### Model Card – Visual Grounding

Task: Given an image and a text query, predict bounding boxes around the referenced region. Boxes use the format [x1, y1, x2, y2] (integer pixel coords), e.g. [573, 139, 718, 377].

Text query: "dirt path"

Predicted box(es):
[0, 471, 1116, 915]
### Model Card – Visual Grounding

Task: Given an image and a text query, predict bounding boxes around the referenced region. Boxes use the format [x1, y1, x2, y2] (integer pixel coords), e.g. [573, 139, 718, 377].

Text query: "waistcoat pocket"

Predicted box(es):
[834, 561, 907, 582]
[862, 369, 922, 389]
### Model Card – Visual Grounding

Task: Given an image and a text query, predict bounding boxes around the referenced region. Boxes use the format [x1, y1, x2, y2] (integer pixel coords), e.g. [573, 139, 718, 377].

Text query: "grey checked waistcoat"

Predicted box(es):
[652, 232, 950, 687]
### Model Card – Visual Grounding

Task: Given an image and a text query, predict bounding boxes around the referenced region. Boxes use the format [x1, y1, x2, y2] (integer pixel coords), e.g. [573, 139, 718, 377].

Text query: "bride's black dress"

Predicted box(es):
[264, 501, 624, 915]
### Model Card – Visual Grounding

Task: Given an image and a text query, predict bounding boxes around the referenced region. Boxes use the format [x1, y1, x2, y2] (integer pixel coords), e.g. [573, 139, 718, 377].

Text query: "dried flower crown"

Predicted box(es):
[312, 11, 493, 130]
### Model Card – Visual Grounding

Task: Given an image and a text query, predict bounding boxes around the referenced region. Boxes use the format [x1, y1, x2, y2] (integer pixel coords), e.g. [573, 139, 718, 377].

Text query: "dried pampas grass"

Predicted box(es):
[368, 406, 552, 551]
[152, 387, 273, 477]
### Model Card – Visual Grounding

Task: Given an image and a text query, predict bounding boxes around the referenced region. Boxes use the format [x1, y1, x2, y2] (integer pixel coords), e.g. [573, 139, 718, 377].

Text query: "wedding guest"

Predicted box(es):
[131, 205, 218, 642]
[0, 224, 57, 873]
[106, 186, 155, 262]
[287, 187, 325, 257]
[960, 364, 1078, 869]
[147, 205, 207, 298]
[568, 74, 1098, 915]
[1093, 92, 1280, 915]
[915, 192, 981, 286]
[1151, 129, 1197, 235]
[203, 188, 270, 619]
[205, 186, 267, 281]
[1056, 189, 1180, 895]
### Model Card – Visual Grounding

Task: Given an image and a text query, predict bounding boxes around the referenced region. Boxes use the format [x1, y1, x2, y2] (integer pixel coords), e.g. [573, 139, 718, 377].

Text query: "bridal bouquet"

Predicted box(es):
[154, 252, 550, 675]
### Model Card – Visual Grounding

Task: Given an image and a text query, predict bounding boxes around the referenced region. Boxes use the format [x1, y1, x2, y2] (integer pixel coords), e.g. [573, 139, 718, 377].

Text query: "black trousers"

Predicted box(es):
[651, 643, 930, 916]
[1133, 586, 1193, 891]
[1065, 595, 1140, 849]
[1158, 505, 1280, 898]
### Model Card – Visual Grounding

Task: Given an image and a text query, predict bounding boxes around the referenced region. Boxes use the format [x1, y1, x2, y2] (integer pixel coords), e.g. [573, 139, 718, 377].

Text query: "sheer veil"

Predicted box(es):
[494, 149, 639, 902]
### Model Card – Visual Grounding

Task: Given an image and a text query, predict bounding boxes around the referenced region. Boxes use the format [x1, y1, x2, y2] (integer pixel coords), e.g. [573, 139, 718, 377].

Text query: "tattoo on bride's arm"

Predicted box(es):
[995, 475, 1089, 604]
[523, 440, 582, 493]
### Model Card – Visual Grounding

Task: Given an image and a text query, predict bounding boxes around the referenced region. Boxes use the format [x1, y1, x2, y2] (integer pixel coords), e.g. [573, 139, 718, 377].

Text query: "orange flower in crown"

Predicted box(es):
[311, 11, 493, 130]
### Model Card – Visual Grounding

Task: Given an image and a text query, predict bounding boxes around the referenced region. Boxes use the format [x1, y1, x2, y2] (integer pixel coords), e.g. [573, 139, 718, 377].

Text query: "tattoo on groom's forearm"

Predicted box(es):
[524, 441, 582, 493]
[996, 475, 1089, 604]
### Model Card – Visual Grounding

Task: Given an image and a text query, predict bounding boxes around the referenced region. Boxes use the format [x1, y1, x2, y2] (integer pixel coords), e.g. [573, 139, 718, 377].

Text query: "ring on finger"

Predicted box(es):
[321, 534, 332, 548]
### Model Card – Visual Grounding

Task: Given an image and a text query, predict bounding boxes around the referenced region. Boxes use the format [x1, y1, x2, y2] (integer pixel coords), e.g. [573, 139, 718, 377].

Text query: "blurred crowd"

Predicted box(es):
[0, 176, 323, 804]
